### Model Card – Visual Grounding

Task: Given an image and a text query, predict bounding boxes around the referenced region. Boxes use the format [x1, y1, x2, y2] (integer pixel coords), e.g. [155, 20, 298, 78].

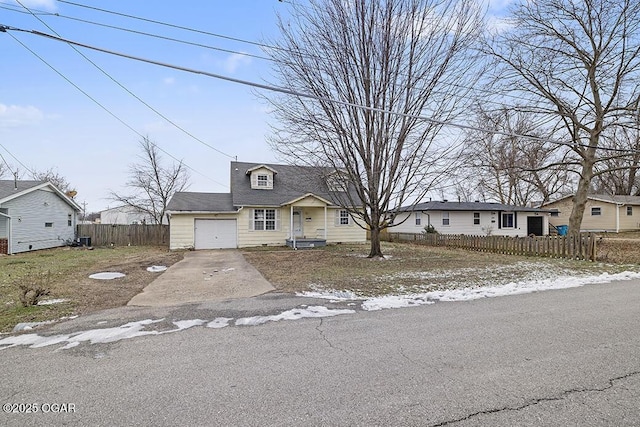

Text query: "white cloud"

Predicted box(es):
[2, 0, 57, 11]
[163, 77, 175, 85]
[221, 53, 252, 73]
[0, 104, 45, 128]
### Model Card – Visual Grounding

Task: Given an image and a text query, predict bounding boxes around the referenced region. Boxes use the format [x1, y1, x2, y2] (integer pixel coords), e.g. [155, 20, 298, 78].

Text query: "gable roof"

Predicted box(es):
[543, 194, 640, 206]
[398, 201, 549, 213]
[167, 192, 236, 212]
[0, 180, 81, 211]
[230, 161, 359, 207]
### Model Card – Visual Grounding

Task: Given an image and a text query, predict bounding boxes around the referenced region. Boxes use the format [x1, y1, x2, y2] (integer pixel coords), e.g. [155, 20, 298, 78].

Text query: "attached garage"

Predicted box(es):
[194, 219, 237, 249]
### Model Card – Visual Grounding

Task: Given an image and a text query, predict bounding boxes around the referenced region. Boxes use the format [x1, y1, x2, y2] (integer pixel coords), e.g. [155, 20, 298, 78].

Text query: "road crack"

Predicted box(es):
[315, 318, 346, 353]
[430, 370, 640, 426]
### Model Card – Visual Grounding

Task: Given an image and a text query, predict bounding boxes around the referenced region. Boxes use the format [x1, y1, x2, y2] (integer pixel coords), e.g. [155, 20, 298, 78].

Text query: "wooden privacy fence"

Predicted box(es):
[385, 232, 597, 261]
[76, 224, 169, 247]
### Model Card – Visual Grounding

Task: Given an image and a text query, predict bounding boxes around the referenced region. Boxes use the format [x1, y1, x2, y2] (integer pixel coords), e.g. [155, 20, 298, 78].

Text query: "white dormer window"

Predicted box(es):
[257, 175, 268, 187]
[249, 168, 274, 189]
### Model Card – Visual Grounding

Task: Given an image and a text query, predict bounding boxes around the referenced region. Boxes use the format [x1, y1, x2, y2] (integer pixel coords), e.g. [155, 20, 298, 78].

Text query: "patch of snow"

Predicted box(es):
[12, 320, 56, 332]
[235, 306, 355, 326]
[37, 298, 67, 306]
[172, 319, 207, 330]
[299, 271, 640, 312]
[221, 267, 235, 272]
[299, 290, 360, 301]
[207, 318, 233, 329]
[89, 272, 125, 280]
[147, 265, 167, 272]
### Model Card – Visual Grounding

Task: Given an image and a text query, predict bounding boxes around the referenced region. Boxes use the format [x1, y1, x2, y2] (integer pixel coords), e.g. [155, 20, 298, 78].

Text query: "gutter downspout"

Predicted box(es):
[0, 211, 12, 255]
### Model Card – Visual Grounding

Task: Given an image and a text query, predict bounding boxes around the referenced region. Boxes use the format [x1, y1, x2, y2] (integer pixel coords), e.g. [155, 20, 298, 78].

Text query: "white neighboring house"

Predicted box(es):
[100, 205, 162, 225]
[0, 180, 81, 254]
[391, 201, 551, 236]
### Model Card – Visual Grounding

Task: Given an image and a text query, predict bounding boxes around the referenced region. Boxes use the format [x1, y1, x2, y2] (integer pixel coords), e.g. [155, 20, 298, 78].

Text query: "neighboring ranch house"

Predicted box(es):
[0, 180, 81, 254]
[542, 194, 640, 232]
[100, 205, 161, 225]
[167, 162, 366, 250]
[392, 201, 551, 236]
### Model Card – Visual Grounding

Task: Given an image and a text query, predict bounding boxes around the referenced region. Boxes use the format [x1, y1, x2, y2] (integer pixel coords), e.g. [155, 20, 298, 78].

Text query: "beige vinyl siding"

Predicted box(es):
[546, 198, 622, 231]
[619, 204, 640, 231]
[546, 197, 640, 232]
[169, 213, 238, 250]
[546, 198, 573, 228]
[237, 208, 289, 247]
[325, 208, 366, 243]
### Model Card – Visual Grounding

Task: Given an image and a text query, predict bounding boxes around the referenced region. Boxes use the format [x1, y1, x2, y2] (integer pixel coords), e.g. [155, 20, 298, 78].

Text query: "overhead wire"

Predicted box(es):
[3, 25, 639, 155]
[21, 1, 539, 109]
[5, 30, 229, 189]
[12, 0, 237, 162]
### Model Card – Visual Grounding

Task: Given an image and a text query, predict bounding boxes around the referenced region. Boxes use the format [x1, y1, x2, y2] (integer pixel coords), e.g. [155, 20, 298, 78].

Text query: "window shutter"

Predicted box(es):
[514, 213, 517, 228]
[498, 212, 502, 229]
[249, 209, 255, 231]
[275, 209, 281, 231]
[334, 209, 340, 226]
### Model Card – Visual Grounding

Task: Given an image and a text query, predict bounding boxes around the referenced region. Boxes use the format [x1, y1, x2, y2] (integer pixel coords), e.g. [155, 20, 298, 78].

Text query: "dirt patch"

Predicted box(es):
[0, 246, 183, 333]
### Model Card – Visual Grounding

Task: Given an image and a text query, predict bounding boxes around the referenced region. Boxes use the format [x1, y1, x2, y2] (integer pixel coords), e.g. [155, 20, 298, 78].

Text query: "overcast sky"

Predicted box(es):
[1, 0, 511, 213]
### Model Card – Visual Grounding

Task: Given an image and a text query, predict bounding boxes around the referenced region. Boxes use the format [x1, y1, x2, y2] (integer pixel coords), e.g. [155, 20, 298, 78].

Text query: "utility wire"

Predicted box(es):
[13, 0, 237, 161]
[47, 1, 536, 108]
[4, 25, 638, 155]
[5, 30, 229, 189]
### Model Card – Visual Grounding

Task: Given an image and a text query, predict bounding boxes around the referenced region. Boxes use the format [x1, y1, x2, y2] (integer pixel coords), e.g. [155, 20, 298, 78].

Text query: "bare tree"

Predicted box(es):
[486, 0, 640, 235]
[110, 137, 190, 225]
[31, 168, 73, 194]
[459, 107, 575, 205]
[592, 125, 640, 195]
[265, 0, 484, 257]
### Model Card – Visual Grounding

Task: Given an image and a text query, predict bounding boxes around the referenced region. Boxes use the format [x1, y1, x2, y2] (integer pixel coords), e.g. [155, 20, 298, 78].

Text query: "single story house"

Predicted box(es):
[100, 205, 162, 225]
[391, 200, 551, 236]
[0, 180, 82, 254]
[167, 161, 367, 249]
[542, 194, 640, 232]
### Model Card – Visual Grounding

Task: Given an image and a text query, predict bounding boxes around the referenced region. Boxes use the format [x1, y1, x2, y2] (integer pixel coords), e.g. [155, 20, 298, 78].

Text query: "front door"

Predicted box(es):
[293, 210, 303, 237]
[527, 216, 543, 236]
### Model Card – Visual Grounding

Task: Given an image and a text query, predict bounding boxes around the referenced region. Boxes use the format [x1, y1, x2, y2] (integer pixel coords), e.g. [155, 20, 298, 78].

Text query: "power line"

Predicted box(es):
[5, 30, 229, 189]
[0, 1, 538, 110]
[5, 25, 638, 155]
[12, 0, 237, 161]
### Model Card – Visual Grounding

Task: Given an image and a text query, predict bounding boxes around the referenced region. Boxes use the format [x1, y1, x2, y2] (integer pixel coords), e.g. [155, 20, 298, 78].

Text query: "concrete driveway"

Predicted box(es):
[127, 250, 275, 307]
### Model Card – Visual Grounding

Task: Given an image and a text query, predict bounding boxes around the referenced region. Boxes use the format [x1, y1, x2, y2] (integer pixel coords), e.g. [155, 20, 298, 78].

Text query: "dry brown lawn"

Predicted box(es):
[0, 246, 182, 333]
[242, 241, 637, 296]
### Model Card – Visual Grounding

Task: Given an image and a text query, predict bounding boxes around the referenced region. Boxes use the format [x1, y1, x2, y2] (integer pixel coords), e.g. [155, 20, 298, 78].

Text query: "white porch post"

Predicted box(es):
[616, 204, 621, 233]
[324, 206, 327, 240]
[290, 205, 296, 248]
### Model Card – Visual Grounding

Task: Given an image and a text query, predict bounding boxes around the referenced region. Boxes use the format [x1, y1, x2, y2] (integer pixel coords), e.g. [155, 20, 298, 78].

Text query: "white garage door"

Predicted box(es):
[194, 219, 237, 249]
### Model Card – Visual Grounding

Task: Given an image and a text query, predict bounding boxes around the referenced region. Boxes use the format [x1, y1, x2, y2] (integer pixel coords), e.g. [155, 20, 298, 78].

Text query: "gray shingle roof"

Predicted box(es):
[167, 192, 235, 212]
[398, 201, 549, 212]
[589, 194, 640, 205]
[0, 180, 46, 201]
[230, 161, 359, 207]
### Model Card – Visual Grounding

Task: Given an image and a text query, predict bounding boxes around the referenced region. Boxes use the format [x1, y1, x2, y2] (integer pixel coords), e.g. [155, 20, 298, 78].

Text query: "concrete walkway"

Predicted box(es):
[128, 250, 275, 307]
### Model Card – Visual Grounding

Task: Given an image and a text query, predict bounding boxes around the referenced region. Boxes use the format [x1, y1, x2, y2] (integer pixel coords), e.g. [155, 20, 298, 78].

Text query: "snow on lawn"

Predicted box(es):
[0, 307, 355, 350]
[89, 272, 125, 280]
[301, 271, 640, 311]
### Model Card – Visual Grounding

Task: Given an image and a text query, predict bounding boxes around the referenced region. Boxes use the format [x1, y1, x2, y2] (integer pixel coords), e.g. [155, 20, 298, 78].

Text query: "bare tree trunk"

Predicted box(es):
[568, 159, 595, 236]
[368, 225, 383, 258]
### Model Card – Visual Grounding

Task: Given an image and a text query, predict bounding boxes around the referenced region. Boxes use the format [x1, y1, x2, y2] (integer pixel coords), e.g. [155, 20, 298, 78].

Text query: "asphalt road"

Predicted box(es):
[1, 279, 640, 426]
